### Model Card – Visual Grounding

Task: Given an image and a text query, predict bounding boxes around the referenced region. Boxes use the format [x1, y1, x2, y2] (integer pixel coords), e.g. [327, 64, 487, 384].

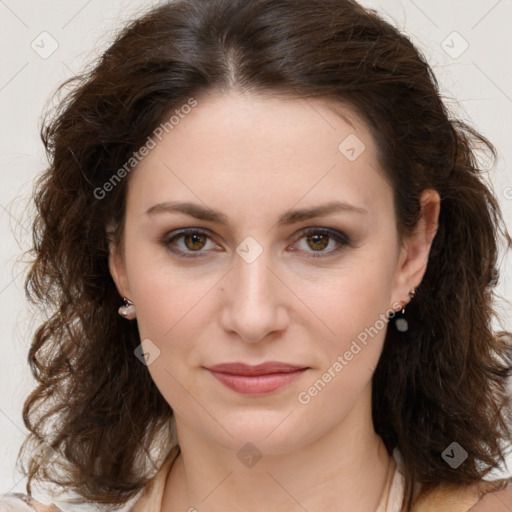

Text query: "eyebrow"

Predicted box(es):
[145, 200, 367, 226]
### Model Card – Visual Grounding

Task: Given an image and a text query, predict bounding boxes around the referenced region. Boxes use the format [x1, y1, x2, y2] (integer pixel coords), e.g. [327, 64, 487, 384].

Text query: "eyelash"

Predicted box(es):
[159, 227, 352, 260]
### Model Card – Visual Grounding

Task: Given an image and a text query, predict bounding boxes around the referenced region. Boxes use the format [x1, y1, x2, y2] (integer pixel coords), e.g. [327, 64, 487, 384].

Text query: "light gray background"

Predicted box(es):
[1, 0, 511, 498]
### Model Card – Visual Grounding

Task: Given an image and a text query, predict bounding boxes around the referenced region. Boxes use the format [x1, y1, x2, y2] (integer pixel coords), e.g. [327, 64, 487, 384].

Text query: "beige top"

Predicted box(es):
[2, 446, 509, 512]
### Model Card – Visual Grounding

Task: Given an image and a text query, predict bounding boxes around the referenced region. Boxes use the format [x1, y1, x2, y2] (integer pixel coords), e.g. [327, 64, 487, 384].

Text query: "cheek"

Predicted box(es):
[298, 247, 398, 403]
[120, 240, 210, 371]
[130, 273, 218, 384]
[308, 245, 398, 343]
[128, 266, 216, 416]
[295, 301, 392, 434]
[123, 231, 216, 337]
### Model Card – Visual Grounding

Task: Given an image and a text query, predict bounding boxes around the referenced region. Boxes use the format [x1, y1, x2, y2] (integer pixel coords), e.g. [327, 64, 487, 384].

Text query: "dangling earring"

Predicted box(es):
[118, 297, 136, 319]
[394, 287, 416, 333]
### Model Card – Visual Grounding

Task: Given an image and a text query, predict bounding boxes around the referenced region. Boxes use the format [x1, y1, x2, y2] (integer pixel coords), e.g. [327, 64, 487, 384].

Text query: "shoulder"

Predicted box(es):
[469, 479, 512, 511]
[0, 494, 62, 512]
[412, 478, 512, 512]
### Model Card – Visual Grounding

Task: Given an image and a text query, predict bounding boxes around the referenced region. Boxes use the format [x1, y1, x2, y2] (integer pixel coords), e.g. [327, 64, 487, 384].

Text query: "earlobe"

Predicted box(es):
[109, 248, 136, 320]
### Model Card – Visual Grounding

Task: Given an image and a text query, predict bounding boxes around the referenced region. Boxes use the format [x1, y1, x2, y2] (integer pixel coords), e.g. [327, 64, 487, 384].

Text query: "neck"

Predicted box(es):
[162, 388, 391, 512]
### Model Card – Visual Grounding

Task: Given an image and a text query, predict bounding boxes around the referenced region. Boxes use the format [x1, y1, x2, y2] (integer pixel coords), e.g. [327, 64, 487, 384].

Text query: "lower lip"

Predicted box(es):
[207, 369, 307, 395]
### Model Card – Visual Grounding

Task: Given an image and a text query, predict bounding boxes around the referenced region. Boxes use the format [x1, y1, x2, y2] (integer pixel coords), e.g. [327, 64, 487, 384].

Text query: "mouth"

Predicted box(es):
[204, 362, 309, 395]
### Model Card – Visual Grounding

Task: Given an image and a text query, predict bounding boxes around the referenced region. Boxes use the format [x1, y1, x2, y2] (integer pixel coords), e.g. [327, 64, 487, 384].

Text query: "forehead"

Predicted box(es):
[126, 91, 392, 221]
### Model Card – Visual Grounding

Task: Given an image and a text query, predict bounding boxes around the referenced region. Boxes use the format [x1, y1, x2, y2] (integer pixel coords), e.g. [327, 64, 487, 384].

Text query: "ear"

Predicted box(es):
[390, 189, 440, 309]
[107, 223, 132, 300]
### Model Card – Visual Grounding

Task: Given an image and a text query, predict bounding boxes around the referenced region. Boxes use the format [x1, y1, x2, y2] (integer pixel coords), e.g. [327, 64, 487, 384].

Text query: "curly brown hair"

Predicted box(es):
[19, 0, 512, 510]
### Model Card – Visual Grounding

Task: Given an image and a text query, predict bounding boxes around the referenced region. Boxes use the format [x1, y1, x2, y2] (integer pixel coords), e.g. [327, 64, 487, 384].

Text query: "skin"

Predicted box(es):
[471, 487, 512, 511]
[109, 90, 440, 511]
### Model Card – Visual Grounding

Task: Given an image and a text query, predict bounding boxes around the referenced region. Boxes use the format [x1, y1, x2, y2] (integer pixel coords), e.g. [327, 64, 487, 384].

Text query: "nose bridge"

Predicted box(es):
[220, 240, 287, 342]
[233, 234, 274, 298]
[236, 248, 272, 299]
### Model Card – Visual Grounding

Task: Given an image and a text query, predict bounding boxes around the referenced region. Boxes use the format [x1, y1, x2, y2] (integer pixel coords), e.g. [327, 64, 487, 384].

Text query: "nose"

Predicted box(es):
[219, 247, 290, 343]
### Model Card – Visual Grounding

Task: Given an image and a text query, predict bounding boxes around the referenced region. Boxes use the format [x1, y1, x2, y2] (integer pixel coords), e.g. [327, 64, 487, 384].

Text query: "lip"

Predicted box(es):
[205, 362, 309, 395]
[206, 362, 307, 375]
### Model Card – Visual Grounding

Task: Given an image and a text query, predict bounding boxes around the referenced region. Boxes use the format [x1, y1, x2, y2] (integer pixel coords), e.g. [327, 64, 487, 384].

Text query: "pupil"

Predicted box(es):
[308, 234, 328, 251]
[185, 234, 206, 250]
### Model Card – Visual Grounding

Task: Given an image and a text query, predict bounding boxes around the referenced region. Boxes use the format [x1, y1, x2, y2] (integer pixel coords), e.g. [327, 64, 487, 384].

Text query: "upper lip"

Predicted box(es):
[206, 362, 308, 376]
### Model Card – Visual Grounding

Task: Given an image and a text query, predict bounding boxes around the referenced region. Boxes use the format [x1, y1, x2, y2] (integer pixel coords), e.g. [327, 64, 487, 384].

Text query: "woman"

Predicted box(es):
[2, 0, 512, 511]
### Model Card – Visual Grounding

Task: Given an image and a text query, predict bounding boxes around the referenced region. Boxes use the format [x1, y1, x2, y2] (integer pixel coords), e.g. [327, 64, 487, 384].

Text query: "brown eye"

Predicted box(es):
[160, 229, 220, 259]
[291, 228, 351, 258]
[183, 233, 208, 251]
[306, 233, 330, 251]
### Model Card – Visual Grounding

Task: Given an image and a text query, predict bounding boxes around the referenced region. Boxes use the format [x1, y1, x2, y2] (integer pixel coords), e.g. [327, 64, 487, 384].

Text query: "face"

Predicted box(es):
[109, 90, 435, 455]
